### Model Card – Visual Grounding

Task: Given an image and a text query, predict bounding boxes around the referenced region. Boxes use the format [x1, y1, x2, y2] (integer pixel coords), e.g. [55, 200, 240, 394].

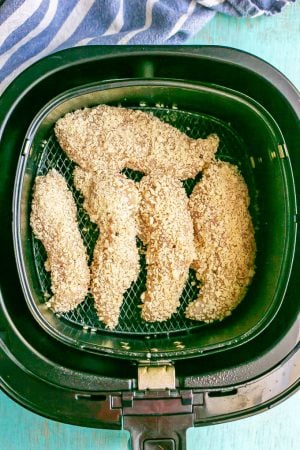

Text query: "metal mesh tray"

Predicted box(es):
[32, 107, 256, 336]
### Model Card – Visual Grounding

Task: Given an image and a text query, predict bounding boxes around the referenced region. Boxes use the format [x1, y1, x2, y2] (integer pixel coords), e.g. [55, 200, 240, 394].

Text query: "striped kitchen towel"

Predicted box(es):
[0, 0, 294, 94]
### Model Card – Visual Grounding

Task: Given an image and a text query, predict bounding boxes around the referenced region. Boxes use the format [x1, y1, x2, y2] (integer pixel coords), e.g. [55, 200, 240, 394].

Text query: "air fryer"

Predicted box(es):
[0, 47, 299, 450]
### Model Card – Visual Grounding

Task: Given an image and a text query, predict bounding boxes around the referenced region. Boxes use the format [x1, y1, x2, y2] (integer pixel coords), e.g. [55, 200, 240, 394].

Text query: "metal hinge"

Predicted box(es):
[138, 364, 176, 390]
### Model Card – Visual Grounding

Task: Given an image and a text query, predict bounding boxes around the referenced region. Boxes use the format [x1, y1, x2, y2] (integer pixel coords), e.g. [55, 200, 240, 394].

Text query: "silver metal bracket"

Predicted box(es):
[138, 364, 176, 390]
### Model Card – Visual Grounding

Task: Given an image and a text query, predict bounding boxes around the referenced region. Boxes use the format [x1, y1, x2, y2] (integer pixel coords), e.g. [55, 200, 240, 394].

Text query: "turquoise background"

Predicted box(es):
[189, 1, 300, 89]
[1, 390, 299, 449]
[1, 1, 299, 448]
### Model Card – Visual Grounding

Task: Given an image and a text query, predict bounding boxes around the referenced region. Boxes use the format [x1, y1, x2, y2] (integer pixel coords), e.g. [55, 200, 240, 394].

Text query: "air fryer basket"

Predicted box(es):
[13, 80, 297, 360]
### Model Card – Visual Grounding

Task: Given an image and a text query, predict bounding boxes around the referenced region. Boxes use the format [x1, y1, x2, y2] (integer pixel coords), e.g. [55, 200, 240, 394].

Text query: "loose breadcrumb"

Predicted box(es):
[55, 105, 219, 178]
[185, 161, 256, 323]
[139, 174, 196, 322]
[30, 169, 90, 312]
[74, 167, 140, 329]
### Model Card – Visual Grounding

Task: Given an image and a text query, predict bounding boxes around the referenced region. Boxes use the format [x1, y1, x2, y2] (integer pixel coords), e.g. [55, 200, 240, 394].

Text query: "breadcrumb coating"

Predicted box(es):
[30, 169, 90, 312]
[74, 167, 140, 329]
[185, 161, 256, 323]
[55, 105, 219, 178]
[37, 105, 257, 329]
[139, 174, 196, 322]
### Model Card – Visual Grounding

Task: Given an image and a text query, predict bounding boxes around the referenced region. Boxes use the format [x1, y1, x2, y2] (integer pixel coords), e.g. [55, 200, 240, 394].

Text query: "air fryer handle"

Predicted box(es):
[124, 414, 193, 450]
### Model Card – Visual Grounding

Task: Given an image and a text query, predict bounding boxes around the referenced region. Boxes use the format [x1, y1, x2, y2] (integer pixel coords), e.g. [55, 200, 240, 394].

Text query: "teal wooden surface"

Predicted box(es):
[1, 390, 299, 450]
[1, 2, 299, 449]
[188, 1, 300, 90]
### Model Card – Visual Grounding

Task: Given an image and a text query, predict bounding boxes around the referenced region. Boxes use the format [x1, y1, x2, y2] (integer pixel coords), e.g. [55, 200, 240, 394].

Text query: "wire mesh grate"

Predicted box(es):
[32, 107, 254, 336]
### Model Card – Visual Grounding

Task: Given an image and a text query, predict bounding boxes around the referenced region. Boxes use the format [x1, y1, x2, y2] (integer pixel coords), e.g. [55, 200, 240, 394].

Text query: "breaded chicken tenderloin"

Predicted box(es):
[139, 174, 196, 322]
[30, 169, 90, 312]
[186, 161, 256, 323]
[74, 167, 140, 329]
[55, 105, 219, 178]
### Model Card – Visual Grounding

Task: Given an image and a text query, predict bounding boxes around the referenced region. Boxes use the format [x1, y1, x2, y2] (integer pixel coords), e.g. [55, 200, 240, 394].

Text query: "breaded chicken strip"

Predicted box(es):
[185, 161, 256, 323]
[55, 105, 219, 178]
[74, 167, 140, 329]
[139, 174, 196, 322]
[30, 169, 90, 312]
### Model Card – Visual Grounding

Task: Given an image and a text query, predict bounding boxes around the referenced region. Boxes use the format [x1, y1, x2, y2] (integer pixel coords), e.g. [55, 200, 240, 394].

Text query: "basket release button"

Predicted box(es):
[144, 438, 175, 450]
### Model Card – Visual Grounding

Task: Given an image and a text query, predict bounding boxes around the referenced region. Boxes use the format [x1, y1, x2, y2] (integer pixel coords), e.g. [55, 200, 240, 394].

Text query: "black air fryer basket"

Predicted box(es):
[0, 47, 299, 450]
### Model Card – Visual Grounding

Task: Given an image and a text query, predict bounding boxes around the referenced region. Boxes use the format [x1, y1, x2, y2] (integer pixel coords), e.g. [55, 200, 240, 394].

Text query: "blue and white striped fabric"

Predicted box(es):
[0, 0, 294, 94]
